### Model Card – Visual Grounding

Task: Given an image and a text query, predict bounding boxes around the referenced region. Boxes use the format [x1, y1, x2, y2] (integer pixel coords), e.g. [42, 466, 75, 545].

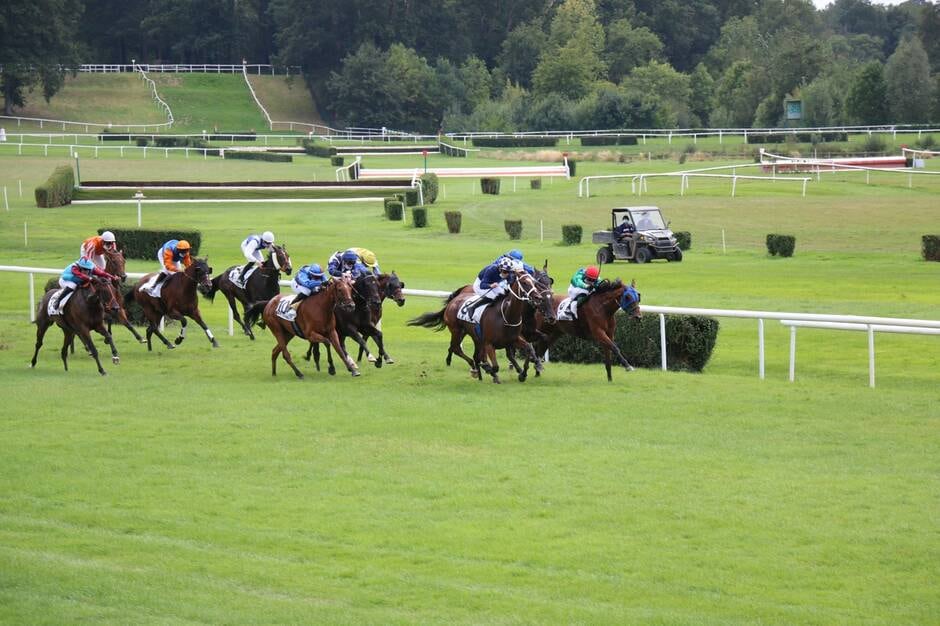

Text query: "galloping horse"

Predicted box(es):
[534, 279, 641, 381]
[31, 276, 122, 375]
[208, 243, 292, 339]
[359, 271, 406, 364]
[409, 269, 556, 383]
[245, 276, 360, 379]
[307, 272, 385, 374]
[126, 258, 218, 351]
[102, 248, 145, 344]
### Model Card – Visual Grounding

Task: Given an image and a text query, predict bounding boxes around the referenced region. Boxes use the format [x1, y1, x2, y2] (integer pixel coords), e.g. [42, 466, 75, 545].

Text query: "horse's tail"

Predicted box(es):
[123, 286, 136, 310]
[205, 274, 222, 302]
[407, 307, 446, 331]
[244, 299, 270, 328]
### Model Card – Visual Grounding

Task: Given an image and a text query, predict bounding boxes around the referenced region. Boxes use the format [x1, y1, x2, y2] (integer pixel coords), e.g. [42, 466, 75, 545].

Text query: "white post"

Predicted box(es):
[513, 177, 516, 192]
[758, 318, 765, 380]
[868, 325, 875, 388]
[29, 272, 35, 322]
[721, 229, 726, 254]
[135, 191, 145, 227]
[18, 179, 22, 197]
[789, 326, 796, 382]
[3, 186, 7, 211]
[659, 314, 667, 371]
[540, 220, 544, 242]
[731, 176, 737, 197]
[228, 307, 234, 336]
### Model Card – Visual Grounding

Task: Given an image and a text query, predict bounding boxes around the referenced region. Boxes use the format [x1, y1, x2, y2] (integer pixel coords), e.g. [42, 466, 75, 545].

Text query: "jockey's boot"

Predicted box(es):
[237, 262, 252, 283]
[152, 272, 169, 290]
[466, 296, 491, 316]
[291, 293, 308, 310]
[54, 286, 74, 311]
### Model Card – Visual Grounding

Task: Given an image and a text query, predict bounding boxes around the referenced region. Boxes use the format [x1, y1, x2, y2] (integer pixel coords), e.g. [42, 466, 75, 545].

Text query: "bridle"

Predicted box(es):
[500, 272, 540, 327]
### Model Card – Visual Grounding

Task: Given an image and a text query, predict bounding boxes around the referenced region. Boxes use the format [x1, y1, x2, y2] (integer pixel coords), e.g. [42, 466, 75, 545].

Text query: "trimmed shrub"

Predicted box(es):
[580, 135, 639, 146]
[35, 165, 75, 207]
[922, 235, 940, 261]
[471, 136, 558, 148]
[225, 151, 293, 162]
[330, 156, 344, 166]
[445, 211, 462, 234]
[385, 201, 404, 221]
[404, 189, 420, 206]
[420, 173, 439, 204]
[207, 131, 256, 141]
[674, 231, 692, 251]
[412, 206, 428, 228]
[135, 137, 150, 147]
[861, 134, 887, 153]
[481, 178, 501, 195]
[98, 130, 133, 141]
[97, 228, 202, 259]
[766, 234, 796, 257]
[301, 139, 336, 157]
[566, 160, 576, 177]
[550, 312, 719, 372]
[745, 133, 786, 144]
[504, 219, 522, 240]
[561, 224, 582, 245]
[530, 178, 542, 190]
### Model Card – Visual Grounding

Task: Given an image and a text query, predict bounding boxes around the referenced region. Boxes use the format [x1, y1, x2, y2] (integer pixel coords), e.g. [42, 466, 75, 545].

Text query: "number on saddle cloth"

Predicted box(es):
[458, 296, 489, 324]
[275, 297, 297, 321]
[556, 297, 579, 321]
[47, 289, 75, 316]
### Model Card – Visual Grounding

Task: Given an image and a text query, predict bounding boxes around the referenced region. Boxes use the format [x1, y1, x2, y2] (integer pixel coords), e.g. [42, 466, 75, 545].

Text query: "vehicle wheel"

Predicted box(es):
[668, 249, 683, 262]
[596, 247, 614, 265]
[635, 247, 651, 264]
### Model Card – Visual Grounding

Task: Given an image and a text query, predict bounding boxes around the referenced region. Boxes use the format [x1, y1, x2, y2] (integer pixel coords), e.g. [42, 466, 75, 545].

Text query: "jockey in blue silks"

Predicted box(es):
[467, 256, 515, 316]
[494, 248, 535, 275]
[290, 263, 329, 309]
[54, 257, 117, 310]
[327, 249, 368, 278]
[238, 231, 275, 282]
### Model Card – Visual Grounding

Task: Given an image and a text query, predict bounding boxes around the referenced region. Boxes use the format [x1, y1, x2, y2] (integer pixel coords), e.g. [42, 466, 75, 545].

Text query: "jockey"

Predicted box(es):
[467, 256, 514, 316]
[568, 265, 600, 303]
[495, 248, 535, 275]
[350, 247, 381, 275]
[327, 249, 368, 278]
[55, 257, 117, 309]
[153, 239, 193, 289]
[238, 231, 275, 282]
[291, 263, 329, 309]
[80, 231, 117, 270]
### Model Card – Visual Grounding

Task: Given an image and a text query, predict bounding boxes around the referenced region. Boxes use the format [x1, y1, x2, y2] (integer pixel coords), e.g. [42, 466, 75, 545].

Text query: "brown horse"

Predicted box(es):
[125, 258, 218, 351]
[245, 277, 360, 379]
[307, 272, 384, 374]
[358, 271, 406, 364]
[534, 279, 642, 381]
[409, 269, 555, 383]
[31, 276, 122, 375]
[207, 243, 292, 340]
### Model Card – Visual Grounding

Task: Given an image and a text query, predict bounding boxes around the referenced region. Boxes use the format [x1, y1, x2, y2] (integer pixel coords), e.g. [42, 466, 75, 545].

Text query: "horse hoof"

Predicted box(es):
[328, 367, 336, 376]
[212, 341, 220, 348]
[351, 370, 361, 377]
[99, 370, 108, 376]
[625, 365, 635, 372]
[139, 338, 147, 344]
[112, 356, 120, 364]
[374, 359, 382, 369]
[518, 373, 527, 382]
[174, 337, 184, 345]
[493, 378, 501, 384]
[367, 355, 377, 363]
[166, 343, 175, 350]
[385, 357, 395, 364]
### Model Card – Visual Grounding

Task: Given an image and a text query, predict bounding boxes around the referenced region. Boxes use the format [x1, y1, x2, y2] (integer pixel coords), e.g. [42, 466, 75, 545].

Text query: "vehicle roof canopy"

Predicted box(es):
[612, 206, 661, 224]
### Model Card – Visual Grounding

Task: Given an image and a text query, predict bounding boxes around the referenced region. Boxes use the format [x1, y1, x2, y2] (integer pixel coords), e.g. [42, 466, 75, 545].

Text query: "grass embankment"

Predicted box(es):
[246, 74, 323, 125]
[151, 74, 270, 133]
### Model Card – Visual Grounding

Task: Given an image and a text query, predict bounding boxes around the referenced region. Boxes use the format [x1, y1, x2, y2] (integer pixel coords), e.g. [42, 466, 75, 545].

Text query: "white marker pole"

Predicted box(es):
[24, 222, 28, 246]
[722, 229, 726, 254]
[18, 179, 23, 197]
[540, 220, 544, 242]
[3, 186, 7, 211]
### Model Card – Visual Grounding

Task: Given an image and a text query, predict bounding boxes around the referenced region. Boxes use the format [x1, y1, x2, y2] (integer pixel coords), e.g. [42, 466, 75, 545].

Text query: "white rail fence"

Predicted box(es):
[132, 64, 174, 127]
[3, 265, 938, 387]
[75, 64, 302, 75]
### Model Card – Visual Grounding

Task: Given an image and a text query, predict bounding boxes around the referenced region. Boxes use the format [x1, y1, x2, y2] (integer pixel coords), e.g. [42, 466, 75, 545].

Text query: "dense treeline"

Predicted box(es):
[2, 0, 938, 129]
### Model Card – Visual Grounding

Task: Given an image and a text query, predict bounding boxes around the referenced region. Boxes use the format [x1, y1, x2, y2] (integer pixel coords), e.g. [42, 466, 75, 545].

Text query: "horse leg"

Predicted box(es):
[95, 323, 120, 365]
[348, 330, 380, 368]
[325, 344, 335, 376]
[227, 294, 253, 339]
[31, 315, 52, 368]
[187, 310, 219, 348]
[589, 328, 633, 380]
[326, 329, 359, 377]
[174, 316, 187, 345]
[448, 328, 477, 376]
[60, 330, 74, 371]
[279, 343, 305, 379]
[78, 330, 107, 376]
[367, 325, 394, 365]
[482, 344, 501, 384]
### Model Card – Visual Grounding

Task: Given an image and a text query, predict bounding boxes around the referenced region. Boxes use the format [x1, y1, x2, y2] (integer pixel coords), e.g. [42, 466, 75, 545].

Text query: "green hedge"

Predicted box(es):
[301, 139, 336, 157]
[98, 228, 202, 259]
[224, 151, 293, 163]
[561, 224, 582, 245]
[481, 178, 500, 195]
[384, 201, 404, 221]
[471, 136, 559, 148]
[530, 178, 542, 190]
[504, 219, 522, 240]
[420, 173, 439, 204]
[550, 313, 719, 372]
[35, 165, 75, 208]
[580, 135, 639, 146]
[674, 231, 692, 251]
[766, 234, 796, 257]
[445, 211, 462, 234]
[922, 235, 940, 261]
[412, 206, 428, 228]
[404, 189, 420, 206]
[330, 155, 344, 166]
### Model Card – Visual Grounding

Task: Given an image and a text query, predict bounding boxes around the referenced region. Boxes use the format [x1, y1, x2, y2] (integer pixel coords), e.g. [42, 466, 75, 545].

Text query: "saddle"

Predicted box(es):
[457, 296, 490, 324]
[556, 297, 578, 321]
[228, 265, 259, 289]
[275, 296, 297, 321]
[138, 274, 164, 298]
[47, 289, 75, 316]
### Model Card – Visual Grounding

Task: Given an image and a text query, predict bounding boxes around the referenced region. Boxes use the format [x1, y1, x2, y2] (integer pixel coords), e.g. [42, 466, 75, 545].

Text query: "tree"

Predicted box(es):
[917, 3, 940, 74]
[711, 61, 769, 128]
[0, 0, 83, 115]
[845, 62, 887, 124]
[497, 21, 548, 89]
[884, 36, 932, 123]
[532, 0, 606, 99]
[621, 61, 692, 127]
[688, 63, 715, 127]
[604, 19, 663, 83]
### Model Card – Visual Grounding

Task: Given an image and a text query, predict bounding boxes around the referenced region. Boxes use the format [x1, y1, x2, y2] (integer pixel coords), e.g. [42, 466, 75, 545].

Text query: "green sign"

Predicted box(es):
[785, 99, 803, 121]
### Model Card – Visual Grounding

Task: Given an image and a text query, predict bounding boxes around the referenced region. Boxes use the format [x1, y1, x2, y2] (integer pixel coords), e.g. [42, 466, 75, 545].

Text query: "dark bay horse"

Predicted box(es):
[409, 269, 555, 383]
[31, 277, 122, 375]
[126, 258, 218, 351]
[207, 243, 292, 340]
[245, 277, 359, 379]
[357, 271, 406, 364]
[307, 272, 385, 374]
[534, 279, 642, 381]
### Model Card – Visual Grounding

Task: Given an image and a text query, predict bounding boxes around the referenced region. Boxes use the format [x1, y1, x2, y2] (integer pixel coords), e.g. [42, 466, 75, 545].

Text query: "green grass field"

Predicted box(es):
[0, 145, 938, 624]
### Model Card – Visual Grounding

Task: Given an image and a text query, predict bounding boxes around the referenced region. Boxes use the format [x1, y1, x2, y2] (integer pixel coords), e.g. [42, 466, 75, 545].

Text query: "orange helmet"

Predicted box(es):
[177, 240, 191, 251]
[585, 266, 600, 280]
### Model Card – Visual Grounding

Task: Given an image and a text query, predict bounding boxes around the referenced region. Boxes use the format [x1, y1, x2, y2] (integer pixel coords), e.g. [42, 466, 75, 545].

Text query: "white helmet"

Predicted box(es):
[101, 231, 116, 243]
[262, 231, 275, 243]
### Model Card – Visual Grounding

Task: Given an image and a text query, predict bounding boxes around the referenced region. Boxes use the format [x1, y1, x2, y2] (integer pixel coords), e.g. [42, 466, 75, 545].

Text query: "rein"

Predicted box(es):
[499, 275, 537, 327]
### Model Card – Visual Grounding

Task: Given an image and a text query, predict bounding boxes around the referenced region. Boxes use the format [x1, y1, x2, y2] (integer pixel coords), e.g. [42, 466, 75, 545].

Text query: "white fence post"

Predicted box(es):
[868, 326, 875, 388]
[659, 314, 667, 371]
[789, 326, 797, 382]
[758, 318, 765, 380]
[29, 272, 35, 322]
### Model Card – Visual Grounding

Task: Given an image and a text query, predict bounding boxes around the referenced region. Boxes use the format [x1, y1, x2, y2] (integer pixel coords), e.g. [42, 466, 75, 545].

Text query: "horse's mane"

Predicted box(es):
[594, 278, 624, 293]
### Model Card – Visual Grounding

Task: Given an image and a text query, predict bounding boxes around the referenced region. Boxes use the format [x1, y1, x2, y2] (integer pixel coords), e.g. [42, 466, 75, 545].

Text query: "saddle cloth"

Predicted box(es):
[47, 289, 75, 316]
[275, 296, 297, 321]
[456, 295, 489, 324]
[228, 265, 258, 289]
[556, 297, 578, 321]
[138, 274, 164, 298]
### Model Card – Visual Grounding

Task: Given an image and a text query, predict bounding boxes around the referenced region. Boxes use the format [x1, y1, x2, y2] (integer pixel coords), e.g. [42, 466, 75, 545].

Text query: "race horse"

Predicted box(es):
[533, 279, 642, 381]
[360, 271, 406, 364]
[207, 243, 292, 340]
[245, 276, 360, 379]
[102, 247, 145, 344]
[306, 272, 385, 374]
[408, 269, 556, 383]
[125, 258, 219, 351]
[31, 276, 122, 375]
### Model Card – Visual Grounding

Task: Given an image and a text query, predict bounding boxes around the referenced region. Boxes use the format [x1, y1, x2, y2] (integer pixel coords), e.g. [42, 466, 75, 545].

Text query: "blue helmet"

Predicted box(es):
[342, 249, 359, 264]
[309, 263, 324, 277]
[507, 249, 524, 261]
[77, 257, 95, 270]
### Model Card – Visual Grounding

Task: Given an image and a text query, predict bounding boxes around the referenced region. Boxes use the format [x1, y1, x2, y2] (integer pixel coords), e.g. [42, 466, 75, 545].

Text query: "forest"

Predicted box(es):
[3, 0, 939, 131]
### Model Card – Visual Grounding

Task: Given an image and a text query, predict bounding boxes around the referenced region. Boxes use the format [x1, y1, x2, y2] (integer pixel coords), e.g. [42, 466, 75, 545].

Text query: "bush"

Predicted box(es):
[580, 135, 638, 146]
[922, 235, 940, 261]
[471, 136, 558, 148]
[385, 201, 404, 221]
[412, 206, 428, 228]
[530, 178, 542, 190]
[915, 134, 936, 150]
[445, 211, 462, 234]
[674, 231, 692, 250]
[504, 219, 522, 240]
[566, 160, 576, 177]
[861, 134, 887, 153]
[550, 313, 719, 372]
[745, 133, 786, 144]
[766, 234, 796, 257]
[34, 165, 75, 207]
[420, 173, 439, 204]
[404, 189, 420, 206]
[330, 155, 344, 166]
[135, 137, 150, 147]
[301, 139, 336, 158]
[97, 228, 202, 259]
[561, 224, 582, 245]
[481, 178, 501, 195]
[225, 151, 293, 163]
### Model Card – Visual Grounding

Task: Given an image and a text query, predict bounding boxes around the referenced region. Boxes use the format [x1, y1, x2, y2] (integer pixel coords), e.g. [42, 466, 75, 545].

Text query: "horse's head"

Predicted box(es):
[192, 258, 214, 295]
[104, 248, 127, 283]
[355, 273, 382, 310]
[384, 272, 406, 307]
[89, 276, 120, 313]
[333, 276, 355, 313]
[620, 279, 641, 319]
[270, 244, 292, 276]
